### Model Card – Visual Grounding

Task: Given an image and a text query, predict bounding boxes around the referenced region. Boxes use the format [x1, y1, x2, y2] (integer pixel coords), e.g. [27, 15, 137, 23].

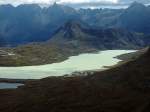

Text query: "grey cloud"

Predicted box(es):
[0, 0, 150, 6]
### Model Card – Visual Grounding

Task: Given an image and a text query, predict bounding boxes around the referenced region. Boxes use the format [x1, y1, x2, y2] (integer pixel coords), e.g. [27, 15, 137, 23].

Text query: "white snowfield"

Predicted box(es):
[0, 50, 136, 79]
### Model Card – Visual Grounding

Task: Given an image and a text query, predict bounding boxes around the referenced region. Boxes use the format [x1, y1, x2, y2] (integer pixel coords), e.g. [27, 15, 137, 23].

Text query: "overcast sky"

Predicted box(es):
[0, 0, 150, 6]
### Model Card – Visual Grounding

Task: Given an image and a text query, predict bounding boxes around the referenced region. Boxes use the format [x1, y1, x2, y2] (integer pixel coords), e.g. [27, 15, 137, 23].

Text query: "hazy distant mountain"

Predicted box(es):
[0, 3, 79, 46]
[79, 8, 123, 28]
[0, 2, 150, 46]
[0, 36, 6, 47]
[79, 2, 150, 34]
[118, 2, 150, 34]
[0, 4, 42, 45]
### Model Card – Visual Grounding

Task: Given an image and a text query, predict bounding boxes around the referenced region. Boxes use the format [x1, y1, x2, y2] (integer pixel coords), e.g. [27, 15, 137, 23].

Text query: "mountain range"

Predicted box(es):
[0, 1, 150, 111]
[50, 20, 149, 49]
[0, 2, 150, 46]
[0, 2, 150, 66]
[0, 20, 150, 66]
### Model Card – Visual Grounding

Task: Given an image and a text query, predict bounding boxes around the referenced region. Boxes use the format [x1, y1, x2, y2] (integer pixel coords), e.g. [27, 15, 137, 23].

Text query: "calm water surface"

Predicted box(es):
[0, 83, 24, 89]
[0, 50, 135, 79]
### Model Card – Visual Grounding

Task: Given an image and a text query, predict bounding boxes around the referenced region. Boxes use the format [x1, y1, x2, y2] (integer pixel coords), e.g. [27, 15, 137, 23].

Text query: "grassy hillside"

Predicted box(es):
[0, 42, 97, 66]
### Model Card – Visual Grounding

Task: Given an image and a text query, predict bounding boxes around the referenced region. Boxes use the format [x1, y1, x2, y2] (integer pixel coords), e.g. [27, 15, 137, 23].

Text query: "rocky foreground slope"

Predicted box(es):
[0, 48, 150, 112]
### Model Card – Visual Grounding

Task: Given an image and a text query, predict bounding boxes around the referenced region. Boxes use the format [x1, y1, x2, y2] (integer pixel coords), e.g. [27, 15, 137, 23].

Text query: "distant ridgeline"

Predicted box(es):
[0, 2, 150, 47]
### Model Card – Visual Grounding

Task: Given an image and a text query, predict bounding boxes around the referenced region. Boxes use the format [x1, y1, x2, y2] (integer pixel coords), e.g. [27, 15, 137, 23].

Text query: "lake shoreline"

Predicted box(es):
[0, 50, 136, 80]
[0, 82, 24, 89]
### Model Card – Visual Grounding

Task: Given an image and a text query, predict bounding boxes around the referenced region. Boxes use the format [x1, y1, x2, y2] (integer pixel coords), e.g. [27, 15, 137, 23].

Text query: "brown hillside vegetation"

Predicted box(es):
[0, 48, 150, 112]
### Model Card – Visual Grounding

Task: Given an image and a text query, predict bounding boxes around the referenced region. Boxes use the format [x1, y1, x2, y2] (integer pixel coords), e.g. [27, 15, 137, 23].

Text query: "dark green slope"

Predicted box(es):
[0, 48, 150, 112]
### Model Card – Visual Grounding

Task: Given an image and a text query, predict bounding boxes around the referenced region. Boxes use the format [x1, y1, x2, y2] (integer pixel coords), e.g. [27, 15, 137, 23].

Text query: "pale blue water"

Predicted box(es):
[0, 50, 135, 79]
[0, 83, 24, 89]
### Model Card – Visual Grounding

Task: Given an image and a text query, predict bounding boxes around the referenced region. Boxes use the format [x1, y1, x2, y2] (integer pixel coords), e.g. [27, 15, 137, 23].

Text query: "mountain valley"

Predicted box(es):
[0, 1, 150, 112]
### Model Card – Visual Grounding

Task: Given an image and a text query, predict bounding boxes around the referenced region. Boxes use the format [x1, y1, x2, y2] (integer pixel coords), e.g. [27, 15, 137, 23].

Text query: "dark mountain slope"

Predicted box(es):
[0, 4, 43, 45]
[118, 2, 150, 33]
[79, 8, 123, 28]
[79, 2, 150, 34]
[50, 20, 149, 49]
[0, 48, 150, 112]
[0, 3, 79, 46]
[0, 36, 6, 47]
